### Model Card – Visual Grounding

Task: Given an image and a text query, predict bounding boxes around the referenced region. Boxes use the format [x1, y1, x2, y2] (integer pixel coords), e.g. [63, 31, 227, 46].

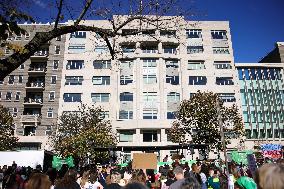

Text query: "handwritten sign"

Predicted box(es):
[260, 144, 282, 159]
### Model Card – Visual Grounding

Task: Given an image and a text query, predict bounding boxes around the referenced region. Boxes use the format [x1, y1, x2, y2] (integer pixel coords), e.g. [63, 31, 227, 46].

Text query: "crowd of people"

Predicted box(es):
[0, 158, 283, 189]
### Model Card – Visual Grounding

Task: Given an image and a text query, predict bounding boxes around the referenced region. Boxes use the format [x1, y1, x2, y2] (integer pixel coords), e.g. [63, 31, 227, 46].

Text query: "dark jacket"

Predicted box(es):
[105, 183, 122, 189]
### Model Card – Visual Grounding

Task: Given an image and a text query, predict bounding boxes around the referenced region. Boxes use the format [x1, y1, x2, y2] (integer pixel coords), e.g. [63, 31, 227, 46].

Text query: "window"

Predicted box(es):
[93, 60, 111, 69]
[187, 46, 204, 54]
[100, 111, 110, 119]
[51, 75, 57, 84]
[165, 59, 179, 85]
[119, 130, 134, 142]
[49, 91, 55, 101]
[141, 45, 158, 53]
[15, 92, 20, 101]
[143, 130, 158, 142]
[56, 35, 61, 41]
[143, 59, 157, 84]
[214, 61, 232, 69]
[66, 60, 84, 69]
[121, 45, 135, 53]
[8, 75, 14, 84]
[0, 79, 3, 85]
[160, 30, 176, 37]
[211, 30, 227, 39]
[188, 61, 205, 70]
[186, 29, 202, 38]
[163, 46, 177, 54]
[216, 77, 234, 85]
[91, 93, 110, 102]
[213, 47, 229, 54]
[63, 93, 81, 102]
[24, 126, 36, 136]
[15, 34, 22, 40]
[7, 33, 13, 40]
[24, 33, 30, 40]
[189, 76, 207, 85]
[92, 76, 110, 85]
[65, 76, 83, 85]
[218, 93, 236, 102]
[68, 44, 86, 53]
[95, 46, 109, 53]
[143, 92, 158, 119]
[6, 92, 12, 101]
[20, 64, 25, 69]
[120, 60, 134, 85]
[120, 92, 133, 101]
[47, 108, 53, 118]
[53, 60, 59, 70]
[119, 110, 133, 120]
[70, 31, 86, 38]
[0, 91, 1, 100]
[4, 47, 12, 55]
[143, 110, 158, 119]
[55, 46, 60, 54]
[167, 92, 180, 102]
[12, 108, 18, 117]
[18, 75, 23, 84]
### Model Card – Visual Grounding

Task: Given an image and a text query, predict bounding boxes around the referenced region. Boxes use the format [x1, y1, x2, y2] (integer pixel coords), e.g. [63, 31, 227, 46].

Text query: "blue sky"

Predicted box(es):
[27, 0, 284, 63]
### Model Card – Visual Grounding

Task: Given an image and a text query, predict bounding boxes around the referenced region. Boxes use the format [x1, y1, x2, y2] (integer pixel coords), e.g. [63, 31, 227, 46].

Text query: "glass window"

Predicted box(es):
[167, 112, 176, 119]
[92, 76, 110, 85]
[100, 111, 110, 119]
[143, 130, 158, 142]
[166, 75, 179, 85]
[8, 75, 14, 84]
[119, 130, 134, 142]
[167, 92, 180, 102]
[120, 75, 133, 85]
[143, 75, 157, 84]
[47, 108, 53, 118]
[188, 61, 205, 70]
[66, 60, 84, 69]
[119, 110, 133, 120]
[186, 29, 202, 38]
[49, 92, 55, 101]
[63, 93, 82, 102]
[238, 69, 244, 80]
[141, 45, 158, 53]
[218, 93, 236, 102]
[163, 46, 177, 54]
[95, 46, 109, 53]
[160, 30, 176, 37]
[55, 46, 60, 55]
[216, 77, 234, 85]
[68, 44, 86, 53]
[53, 60, 59, 70]
[211, 30, 227, 39]
[18, 75, 23, 84]
[213, 47, 229, 54]
[56, 35, 61, 41]
[51, 76, 57, 84]
[24, 33, 30, 40]
[20, 64, 25, 69]
[187, 46, 204, 54]
[188, 76, 207, 85]
[143, 110, 158, 119]
[15, 34, 22, 40]
[214, 61, 232, 69]
[6, 92, 12, 101]
[70, 31, 86, 38]
[65, 76, 83, 85]
[15, 92, 20, 101]
[91, 93, 110, 102]
[120, 92, 133, 101]
[93, 60, 111, 69]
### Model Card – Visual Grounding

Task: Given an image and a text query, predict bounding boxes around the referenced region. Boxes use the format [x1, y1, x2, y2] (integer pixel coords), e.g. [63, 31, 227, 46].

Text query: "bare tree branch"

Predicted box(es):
[54, 0, 64, 28]
[74, 0, 94, 26]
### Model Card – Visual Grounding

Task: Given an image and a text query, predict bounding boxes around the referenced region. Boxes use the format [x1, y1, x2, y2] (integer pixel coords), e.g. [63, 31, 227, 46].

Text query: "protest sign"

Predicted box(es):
[260, 144, 282, 159]
[132, 153, 157, 169]
[231, 150, 253, 165]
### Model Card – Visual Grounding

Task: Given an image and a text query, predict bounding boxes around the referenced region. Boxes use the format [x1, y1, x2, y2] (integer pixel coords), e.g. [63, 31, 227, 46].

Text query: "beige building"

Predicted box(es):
[57, 17, 240, 160]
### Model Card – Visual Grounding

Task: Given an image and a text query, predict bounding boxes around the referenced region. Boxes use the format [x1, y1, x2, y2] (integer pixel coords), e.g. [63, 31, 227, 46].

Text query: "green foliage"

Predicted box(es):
[50, 104, 117, 162]
[168, 91, 244, 150]
[0, 105, 18, 151]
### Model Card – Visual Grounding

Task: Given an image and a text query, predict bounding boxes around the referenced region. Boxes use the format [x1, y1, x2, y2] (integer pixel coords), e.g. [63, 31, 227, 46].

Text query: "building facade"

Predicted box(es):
[58, 17, 239, 159]
[235, 63, 284, 148]
[0, 24, 66, 150]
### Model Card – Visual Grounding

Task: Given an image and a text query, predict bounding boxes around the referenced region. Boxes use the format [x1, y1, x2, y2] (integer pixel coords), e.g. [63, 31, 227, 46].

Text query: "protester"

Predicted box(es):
[185, 163, 202, 185]
[207, 169, 220, 189]
[255, 163, 284, 189]
[169, 166, 185, 189]
[54, 169, 81, 189]
[26, 173, 51, 189]
[105, 171, 122, 189]
[180, 176, 201, 189]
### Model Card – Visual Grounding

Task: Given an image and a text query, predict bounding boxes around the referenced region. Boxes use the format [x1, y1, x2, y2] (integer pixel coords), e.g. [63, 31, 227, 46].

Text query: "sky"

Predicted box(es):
[26, 0, 284, 63]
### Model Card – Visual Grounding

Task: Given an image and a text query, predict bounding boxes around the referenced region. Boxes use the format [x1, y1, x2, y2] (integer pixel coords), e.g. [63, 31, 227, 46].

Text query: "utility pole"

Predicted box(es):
[216, 98, 229, 175]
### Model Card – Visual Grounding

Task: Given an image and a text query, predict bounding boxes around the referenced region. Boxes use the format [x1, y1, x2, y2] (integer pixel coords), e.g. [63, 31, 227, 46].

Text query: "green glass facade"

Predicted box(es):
[238, 67, 284, 140]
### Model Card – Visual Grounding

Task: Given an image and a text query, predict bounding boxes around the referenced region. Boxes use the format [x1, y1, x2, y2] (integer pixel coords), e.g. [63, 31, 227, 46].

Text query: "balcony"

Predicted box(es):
[23, 97, 43, 106]
[20, 115, 41, 126]
[28, 66, 47, 75]
[25, 82, 45, 90]
[31, 50, 49, 59]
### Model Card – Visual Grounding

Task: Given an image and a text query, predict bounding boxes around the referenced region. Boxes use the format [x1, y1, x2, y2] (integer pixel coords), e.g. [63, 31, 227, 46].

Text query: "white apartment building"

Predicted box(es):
[57, 16, 241, 160]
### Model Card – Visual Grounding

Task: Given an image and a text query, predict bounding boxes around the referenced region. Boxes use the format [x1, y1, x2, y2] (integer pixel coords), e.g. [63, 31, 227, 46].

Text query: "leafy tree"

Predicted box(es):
[0, 0, 186, 80]
[0, 105, 18, 150]
[168, 91, 244, 150]
[50, 104, 117, 163]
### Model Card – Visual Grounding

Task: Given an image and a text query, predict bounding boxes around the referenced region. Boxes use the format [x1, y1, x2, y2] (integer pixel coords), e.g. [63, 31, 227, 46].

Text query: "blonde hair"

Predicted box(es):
[256, 163, 284, 189]
[80, 170, 90, 188]
[26, 173, 51, 189]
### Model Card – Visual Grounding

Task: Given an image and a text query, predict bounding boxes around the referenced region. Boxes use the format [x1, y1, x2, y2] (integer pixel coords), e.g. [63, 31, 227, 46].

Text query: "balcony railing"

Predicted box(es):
[32, 50, 49, 57]
[26, 82, 45, 88]
[28, 66, 47, 72]
[24, 97, 43, 104]
[20, 114, 41, 123]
